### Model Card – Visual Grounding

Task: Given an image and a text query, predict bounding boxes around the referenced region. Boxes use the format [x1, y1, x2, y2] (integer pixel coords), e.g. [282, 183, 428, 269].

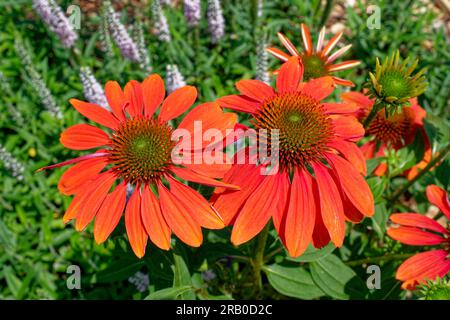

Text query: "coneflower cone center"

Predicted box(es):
[109, 117, 174, 185]
[378, 71, 411, 98]
[254, 92, 333, 170]
[302, 54, 328, 79]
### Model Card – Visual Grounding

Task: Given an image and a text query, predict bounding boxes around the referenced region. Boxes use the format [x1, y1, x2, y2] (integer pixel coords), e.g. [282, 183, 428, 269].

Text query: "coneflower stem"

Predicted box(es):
[363, 101, 384, 128]
[345, 253, 414, 267]
[390, 143, 450, 202]
[251, 224, 270, 297]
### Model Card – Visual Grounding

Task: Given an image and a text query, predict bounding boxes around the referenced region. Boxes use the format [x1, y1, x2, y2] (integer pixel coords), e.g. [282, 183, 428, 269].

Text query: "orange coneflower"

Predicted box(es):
[214, 57, 374, 257]
[267, 23, 360, 87]
[387, 185, 450, 290]
[39, 74, 238, 258]
[341, 91, 431, 179]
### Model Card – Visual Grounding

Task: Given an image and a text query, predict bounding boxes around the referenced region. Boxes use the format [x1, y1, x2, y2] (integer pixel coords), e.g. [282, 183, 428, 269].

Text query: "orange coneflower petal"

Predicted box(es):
[331, 116, 365, 142]
[299, 76, 335, 101]
[285, 168, 316, 258]
[326, 153, 374, 216]
[331, 76, 355, 87]
[341, 91, 374, 112]
[387, 226, 446, 246]
[69, 99, 120, 130]
[235, 79, 275, 102]
[342, 195, 364, 223]
[104, 80, 126, 121]
[142, 74, 165, 117]
[125, 189, 148, 258]
[63, 184, 93, 223]
[327, 139, 367, 175]
[141, 185, 171, 250]
[60, 124, 111, 150]
[75, 171, 116, 231]
[396, 250, 450, 284]
[94, 181, 127, 244]
[168, 177, 224, 229]
[390, 213, 448, 234]
[327, 44, 352, 64]
[276, 57, 303, 94]
[426, 185, 450, 219]
[328, 60, 361, 72]
[184, 150, 231, 179]
[158, 86, 197, 122]
[277, 32, 299, 56]
[216, 94, 260, 113]
[311, 178, 331, 249]
[231, 174, 279, 245]
[58, 157, 109, 195]
[157, 182, 203, 247]
[300, 23, 313, 54]
[323, 102, 359, 115]
[312, 162, 346, 247]
[124, 80, 144, 117]
[316, 27, 326, 52]
[272, 170, 290, 239]
[321, 31, 343, 57]
[266, 47, 290, 62]
[170, 166, 239, 190]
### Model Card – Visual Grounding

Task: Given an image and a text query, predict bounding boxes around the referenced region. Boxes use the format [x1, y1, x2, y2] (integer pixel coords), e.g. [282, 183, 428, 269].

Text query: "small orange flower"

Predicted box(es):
[388, 185, 450, 290]
[267, 23, 360, 86]
[39, 74, 238, 258]
[341, 91, 431, 179]
[214, 57, 374, 257]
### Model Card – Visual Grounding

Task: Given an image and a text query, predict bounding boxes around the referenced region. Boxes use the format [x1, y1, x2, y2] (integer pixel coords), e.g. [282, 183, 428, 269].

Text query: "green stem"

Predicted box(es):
[390, 143, 450, 202]
[250, 224, 270, 297]
[345, 253, 414, 267]
[363, 101, 384, 128]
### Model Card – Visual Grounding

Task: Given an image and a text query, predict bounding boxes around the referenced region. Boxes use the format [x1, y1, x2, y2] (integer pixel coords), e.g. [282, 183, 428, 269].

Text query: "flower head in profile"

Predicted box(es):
[214, 57, 374, 257]
[267, 23, 360, 86]
[367, 51, 427, 114]
[387, 185, 450, 290]
[39, 74, 238, 258]
[342, 91, 430, 179]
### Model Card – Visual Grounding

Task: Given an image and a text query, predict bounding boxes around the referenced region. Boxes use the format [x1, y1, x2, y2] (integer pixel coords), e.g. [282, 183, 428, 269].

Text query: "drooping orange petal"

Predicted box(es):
[299, 76, 335, 101]
[168, 176, 224, 229]
[216, 95, 260, 113]
[271, 170, 290, 239]
[104, 80, 126, 121]
[328, 60, 361, 72]
[311, 181, 331, 249]
[341, 91, 374, 115]
[300, 23, 313, 54]
[426, 185, 450, 219]
[326, 153, 374, 217]
[58, 157, 109, 195]
[63, 183, 94, 223]
[323, 102, 359, 115]
[285, 168, 316, 257]
[94, 181, 127, 244]
[125, 189, 148, 258]
[266, 47, 290, 62]
[124, 80, 144, 117]
[327, 139, 367, 175]
[331, 76, 355, 87]
[60, 124, 111, 150]
[75, 171, 116, 231]
[387, 226, 445, 246]
[342, 194, 364, 223]
[331, 115, 365, 142]
[231, 174, 279, 245]
[320, 31, 343, 57]
[277, 32, 299, 56]
[158, 86, 197, 122]
[141, 185, 171, 250]
[170, 166, 239, 190]
[235, 79, 275, 102]
[142, 74, 165, 117]
[69, 99, 120, 130]
[183, 150, 231, 178]
[390, 213, 447, 234]
[157, 182, 203, 247]
[276, 57, 303, 93]
[312, 162, 345, 247]
[396, 250, 450, 284]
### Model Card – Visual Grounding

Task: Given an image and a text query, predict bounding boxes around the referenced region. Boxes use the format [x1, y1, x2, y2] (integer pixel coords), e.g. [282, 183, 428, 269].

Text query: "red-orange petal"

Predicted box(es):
[327, 139, 367, 175]
[323, 102, 359, 115]
[390, 213, 447, 234]
[183, 151, 231, 178]
[285, 168, 316, 257]
[235, 79, 275, 102]
[331, 115, 365, 142]
[426, 185, 450, 219]
[271, 170, 290, 239]
[300, 23, 313, 54]
[158, 86, 197, 122]
[141, 185, 171, 250]
[387, 226, 445, 246]
[125, 189, 148, 258]
[63, 184, 93, 223]
[231, 174, 279, 245]
[326, 153, 374, 216]
[70, 99, 120, 130]
[104, 80, 126, 121]
[157, 182, 203, 247]
[124, 80, 144, 117]
[277, 32, 299, 56]
[312, 162, 346, 247]
[94, 182, 127, 244]
[396, 250, 450, 283]
[170, 166, 239, 190]
[60, 124, 111, 150]
[266, 47, 290, 62]
[276, 57, 303, 93]
[142, 74, 165, 117]
[331, 76, 354, 87]
[299, 76, 335, 101]
[216, 95, 260, 113]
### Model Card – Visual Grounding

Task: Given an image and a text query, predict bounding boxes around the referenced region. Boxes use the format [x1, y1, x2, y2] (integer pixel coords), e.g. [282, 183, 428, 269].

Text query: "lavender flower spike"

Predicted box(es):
[184, 0, 201, 27]
[256, 36, 270, 85]
[166, 64, 186, 94]
[207, 0, 225, 43]
[79, 67, 109, 110]
[0, 144, 25, 181]
[32, 0, 78, 48]
[151, 0, 171, 42]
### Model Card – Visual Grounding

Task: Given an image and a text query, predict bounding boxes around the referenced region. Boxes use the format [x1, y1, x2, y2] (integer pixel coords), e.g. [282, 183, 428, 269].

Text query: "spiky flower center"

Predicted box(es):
[366, 108, 414, 147]
[302, 54, 328, 79]
[254, 92, 333, 170]
[378, 70, 412, 99]
[109, 118, 174, 185]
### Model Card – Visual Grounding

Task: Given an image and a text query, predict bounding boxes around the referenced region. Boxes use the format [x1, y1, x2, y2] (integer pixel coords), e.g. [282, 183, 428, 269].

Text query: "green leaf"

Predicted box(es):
[310, 254, 366, 299]
[96, 259, 144, 283]
[3, 266, 21, 298]
[287, 243, 335, 262]
[145, 286, 194, 300]
[367, 177, 387, 204]
[173, 252, 196, 300]
[371, 203, 389, 238]
[263, 263, 325, 299]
